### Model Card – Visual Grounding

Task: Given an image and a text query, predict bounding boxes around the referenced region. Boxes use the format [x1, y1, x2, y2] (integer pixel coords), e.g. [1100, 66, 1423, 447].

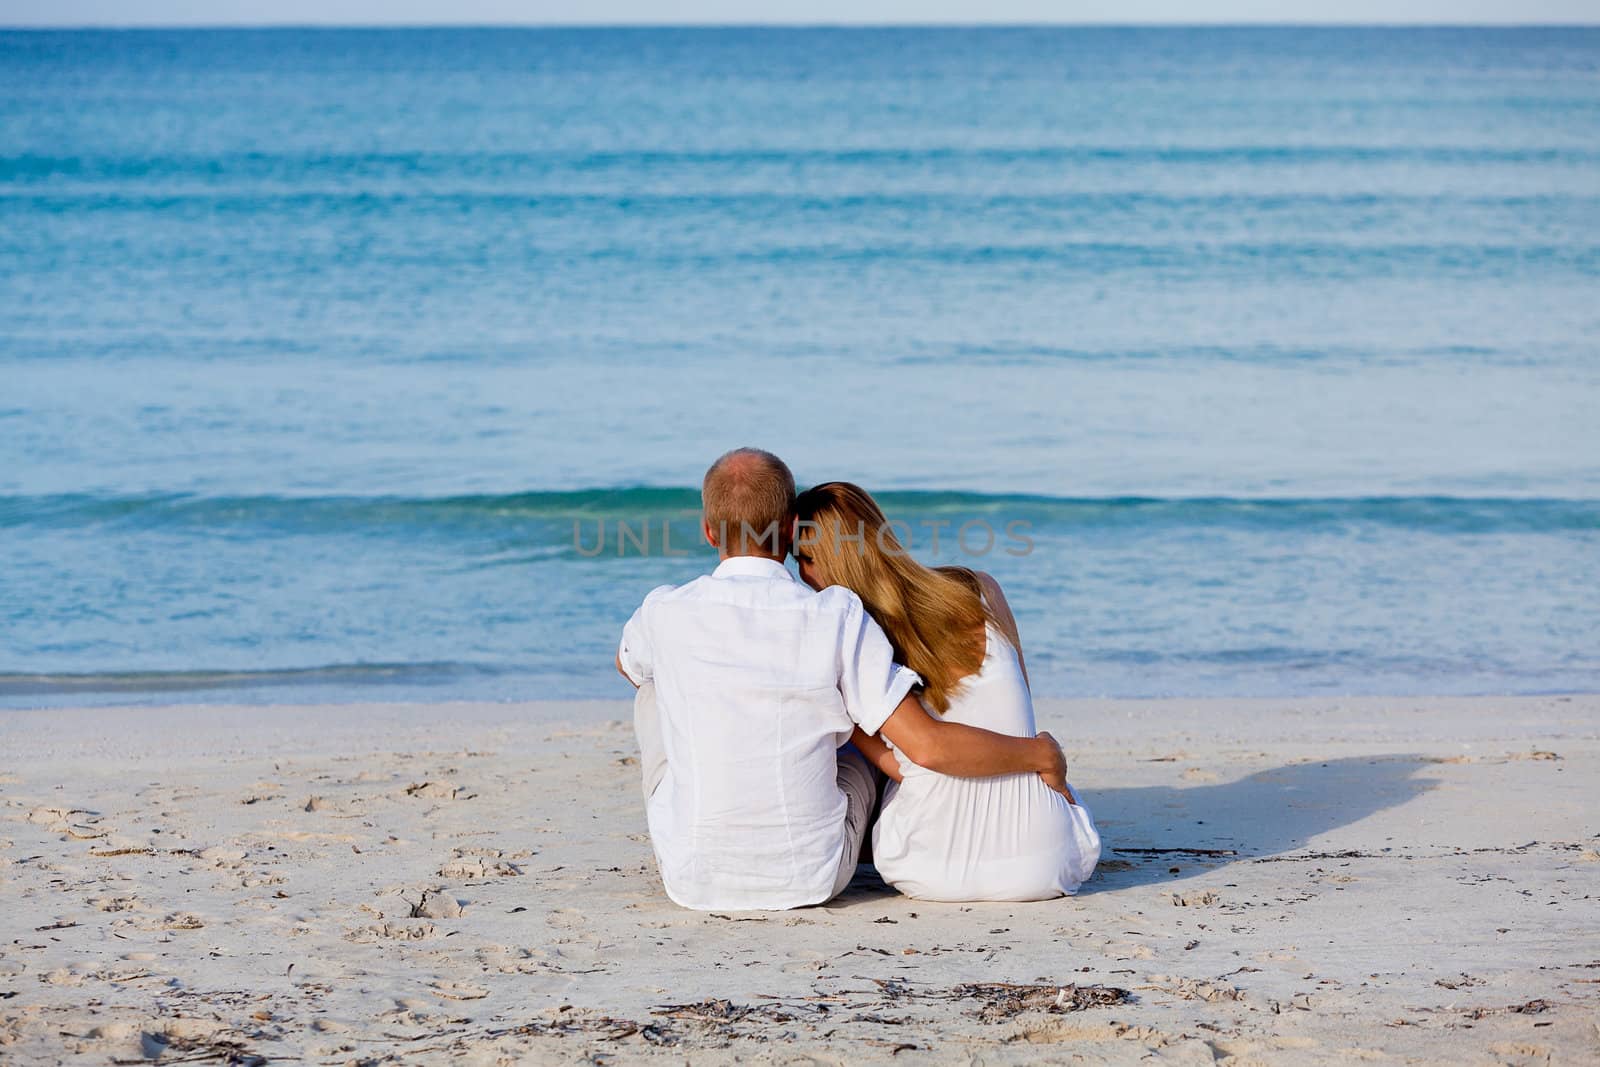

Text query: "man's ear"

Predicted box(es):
[701, 516, 720, 549]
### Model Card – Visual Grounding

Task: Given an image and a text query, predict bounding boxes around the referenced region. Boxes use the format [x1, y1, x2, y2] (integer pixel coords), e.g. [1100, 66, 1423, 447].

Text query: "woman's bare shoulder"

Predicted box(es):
[972, 571, 1025, 667]
[973, 570, 1011, 610]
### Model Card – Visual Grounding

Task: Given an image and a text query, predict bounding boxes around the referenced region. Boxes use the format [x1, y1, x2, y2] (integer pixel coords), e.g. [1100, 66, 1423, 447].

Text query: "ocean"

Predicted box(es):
[2, 27, 1597, 707]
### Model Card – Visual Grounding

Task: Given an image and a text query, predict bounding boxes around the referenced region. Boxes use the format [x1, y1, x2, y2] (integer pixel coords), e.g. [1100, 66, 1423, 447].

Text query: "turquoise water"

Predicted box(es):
[2, 28, 1598, 706]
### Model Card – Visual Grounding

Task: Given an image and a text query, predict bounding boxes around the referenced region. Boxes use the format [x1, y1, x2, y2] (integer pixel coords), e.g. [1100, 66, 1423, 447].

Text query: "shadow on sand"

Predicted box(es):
[1080, 754, 1436, 891]
[833, 754, 1437, 903]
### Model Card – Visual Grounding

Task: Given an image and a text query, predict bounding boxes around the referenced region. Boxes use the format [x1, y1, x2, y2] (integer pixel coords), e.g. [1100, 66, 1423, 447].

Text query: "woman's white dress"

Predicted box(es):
[871, 622, 1101, 901]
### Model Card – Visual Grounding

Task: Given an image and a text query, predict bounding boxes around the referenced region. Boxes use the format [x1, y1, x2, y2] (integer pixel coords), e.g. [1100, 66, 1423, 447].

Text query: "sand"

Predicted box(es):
[1, 694, 1597, 1065]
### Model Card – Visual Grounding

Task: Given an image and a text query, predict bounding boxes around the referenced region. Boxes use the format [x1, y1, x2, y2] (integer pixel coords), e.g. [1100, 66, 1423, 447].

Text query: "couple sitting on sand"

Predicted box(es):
[616, 448, 1100, 910]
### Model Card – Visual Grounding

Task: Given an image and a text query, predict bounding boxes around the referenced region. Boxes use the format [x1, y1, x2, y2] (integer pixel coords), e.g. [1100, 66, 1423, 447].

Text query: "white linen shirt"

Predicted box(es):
[618, 555, 920, 911]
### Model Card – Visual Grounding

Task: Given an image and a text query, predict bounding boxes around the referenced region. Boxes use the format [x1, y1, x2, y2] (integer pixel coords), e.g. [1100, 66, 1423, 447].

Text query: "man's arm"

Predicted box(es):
[849, 726, 902, 782]
[832, 587, 1071, 799]
[877, 690, 1071, 796]
[615, 651, 639, 689]
[617, 591, 664, 689]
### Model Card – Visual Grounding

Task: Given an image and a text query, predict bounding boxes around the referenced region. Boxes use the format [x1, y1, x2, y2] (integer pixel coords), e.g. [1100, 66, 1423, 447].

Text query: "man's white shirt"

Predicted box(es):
[618, 555, 920, 910]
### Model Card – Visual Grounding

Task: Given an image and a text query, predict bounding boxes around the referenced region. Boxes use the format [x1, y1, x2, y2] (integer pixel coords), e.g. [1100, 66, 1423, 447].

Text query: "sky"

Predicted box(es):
[4, 1, 1599, 27]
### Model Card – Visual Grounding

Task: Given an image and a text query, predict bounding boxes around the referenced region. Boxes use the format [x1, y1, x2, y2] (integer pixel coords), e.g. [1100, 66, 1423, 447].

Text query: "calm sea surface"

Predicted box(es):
[2, 28, 1598, 707]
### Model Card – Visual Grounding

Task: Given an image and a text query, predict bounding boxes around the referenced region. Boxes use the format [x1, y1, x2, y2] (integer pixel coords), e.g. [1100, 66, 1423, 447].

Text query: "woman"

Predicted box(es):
[793, 482, 1100, 902]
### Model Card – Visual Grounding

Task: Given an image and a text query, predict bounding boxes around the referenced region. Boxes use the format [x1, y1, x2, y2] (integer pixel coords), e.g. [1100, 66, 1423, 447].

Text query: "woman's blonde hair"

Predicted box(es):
[794, 481, 999, 715]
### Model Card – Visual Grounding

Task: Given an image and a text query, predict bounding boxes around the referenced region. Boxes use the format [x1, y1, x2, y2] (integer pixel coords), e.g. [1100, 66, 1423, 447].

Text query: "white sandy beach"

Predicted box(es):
[2, 694, 1597, 1064]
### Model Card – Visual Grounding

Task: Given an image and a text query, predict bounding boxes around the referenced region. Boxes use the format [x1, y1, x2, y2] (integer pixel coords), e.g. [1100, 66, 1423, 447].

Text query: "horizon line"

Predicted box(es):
[6, 22, 1600, 30]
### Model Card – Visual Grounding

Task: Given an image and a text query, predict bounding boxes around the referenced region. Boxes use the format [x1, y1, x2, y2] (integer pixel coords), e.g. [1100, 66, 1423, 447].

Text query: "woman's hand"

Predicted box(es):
[1035, 731, 1078, 804]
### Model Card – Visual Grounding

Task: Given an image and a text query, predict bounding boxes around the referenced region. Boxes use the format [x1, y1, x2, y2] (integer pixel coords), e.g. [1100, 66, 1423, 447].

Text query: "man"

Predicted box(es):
[617, 448, 1069, 911]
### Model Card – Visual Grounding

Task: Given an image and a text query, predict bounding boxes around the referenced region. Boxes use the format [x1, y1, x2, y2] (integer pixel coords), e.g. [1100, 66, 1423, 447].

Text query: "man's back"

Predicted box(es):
[619, 555, 915, 910]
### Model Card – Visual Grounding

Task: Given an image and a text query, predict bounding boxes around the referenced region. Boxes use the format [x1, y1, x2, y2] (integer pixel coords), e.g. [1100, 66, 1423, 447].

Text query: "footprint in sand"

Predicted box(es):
[44, 966, 89, 986]
[1146, 975, 1245, 1003]
[27, 806, 106, 839]
[234, 870, 287, 888]
[404, 781, 472, 801]
[192, 846, 284, 889]
[546, 907, 587, 929]
[456, 845, 530, 858]
[26, 805, 89, 824]
[780, 949, 834, 975]
[1099, 940, 1157, 961]
[1167, 890, 1222, 907]
[88, 895, 141, 913]
[381, 997, 440, 1025]
[197, 846, 248, 867]
[1210, 1036, 1321, 1058]
[1013, 1019, 1168, 1045]
[429, 980, 490, 1001]
[79, 1017, 236, 1061]
[144, 1018, 240, 1054]
[476, 943, 545, 973]
[549, 938, 603, 967]
[310, 1017, 354, 1033]
[85, 1021, 147, 1042]
[345, 921, 437, 943]
[475, 944, 583, 991]
[439, 848, 524, 879]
